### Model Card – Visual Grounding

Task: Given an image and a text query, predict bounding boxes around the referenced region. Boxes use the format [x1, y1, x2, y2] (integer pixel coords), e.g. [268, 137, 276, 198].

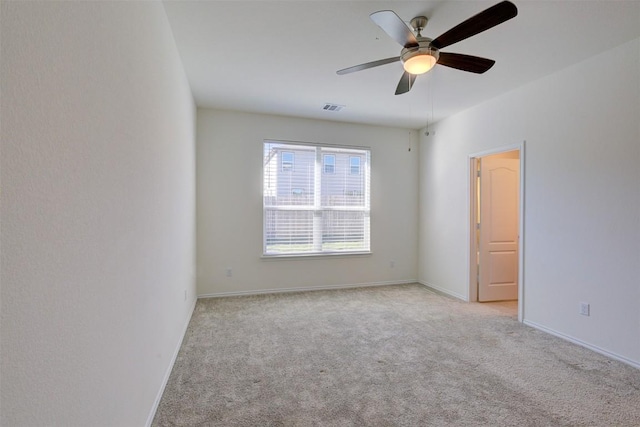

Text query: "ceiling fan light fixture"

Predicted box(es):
[403, 54, 436, 75]
[401, 47, 439, 75]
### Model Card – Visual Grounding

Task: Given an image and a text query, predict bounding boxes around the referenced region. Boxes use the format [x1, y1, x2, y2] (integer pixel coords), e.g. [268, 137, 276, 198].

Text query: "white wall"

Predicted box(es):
[197, 109, 418, 296]
[1, 2, 196, 425]
[419, 38, 640, 366]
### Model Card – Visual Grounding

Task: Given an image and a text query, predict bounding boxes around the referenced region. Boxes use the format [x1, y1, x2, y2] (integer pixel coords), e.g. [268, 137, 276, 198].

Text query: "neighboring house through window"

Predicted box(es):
[323, 154, 335, 174]
[281, 151, 294, 172]
[263, 140, 371, 256]
[350, 156, 361, 175]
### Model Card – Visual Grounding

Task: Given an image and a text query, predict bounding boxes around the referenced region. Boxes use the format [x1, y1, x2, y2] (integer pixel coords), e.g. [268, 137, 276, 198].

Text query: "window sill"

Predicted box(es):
[261, 251, 372, 260]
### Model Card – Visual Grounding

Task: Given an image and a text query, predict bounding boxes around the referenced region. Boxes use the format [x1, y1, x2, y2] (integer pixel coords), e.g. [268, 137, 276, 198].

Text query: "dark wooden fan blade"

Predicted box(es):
[395, 71, 416, 95]
[437, 52, 495, 74]
[336, 56, 401, 75]
[430, 1, 517, 49]
[370, 10, 419, 48]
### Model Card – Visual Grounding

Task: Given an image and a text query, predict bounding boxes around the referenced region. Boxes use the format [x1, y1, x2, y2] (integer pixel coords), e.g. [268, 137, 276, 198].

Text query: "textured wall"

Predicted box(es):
[1, 2, 196, 425]
[418, 38, 640, 366]
[197, 109, 419, 296]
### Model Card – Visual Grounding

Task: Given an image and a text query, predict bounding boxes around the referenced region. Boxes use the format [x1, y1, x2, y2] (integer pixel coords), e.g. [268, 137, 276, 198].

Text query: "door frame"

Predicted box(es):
[468, 141, 525, 322]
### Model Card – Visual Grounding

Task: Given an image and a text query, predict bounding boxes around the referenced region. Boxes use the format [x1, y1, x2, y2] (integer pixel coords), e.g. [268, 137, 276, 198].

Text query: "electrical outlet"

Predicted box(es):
[390, 260, 396, 268]
[579, 302, 590, 316]
[184, 290, 187, 301]
[226, 268, 232, 277]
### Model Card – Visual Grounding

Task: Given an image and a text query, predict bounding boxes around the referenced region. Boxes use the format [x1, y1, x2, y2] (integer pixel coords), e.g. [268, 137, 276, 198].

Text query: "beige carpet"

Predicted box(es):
[153, 284, 640, 426]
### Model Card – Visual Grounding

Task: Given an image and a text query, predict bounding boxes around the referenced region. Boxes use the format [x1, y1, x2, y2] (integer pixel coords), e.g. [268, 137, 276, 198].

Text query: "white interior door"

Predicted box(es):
[478, 157, 519, 301]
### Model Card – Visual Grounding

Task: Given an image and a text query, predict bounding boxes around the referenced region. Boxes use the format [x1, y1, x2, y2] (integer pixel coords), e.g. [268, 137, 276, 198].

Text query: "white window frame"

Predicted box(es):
[263, 140, 371, 257]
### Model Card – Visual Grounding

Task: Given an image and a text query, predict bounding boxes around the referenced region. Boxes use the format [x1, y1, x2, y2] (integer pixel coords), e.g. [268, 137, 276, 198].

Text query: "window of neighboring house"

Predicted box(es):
[350, 156, 361, 175]
[263, 140, 371, 256]
[281, 151, 294, 172]
[323, 154, 335, 174]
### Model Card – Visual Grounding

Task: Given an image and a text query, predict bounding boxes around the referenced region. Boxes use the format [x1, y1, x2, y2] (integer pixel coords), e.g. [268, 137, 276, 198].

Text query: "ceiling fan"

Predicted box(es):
[337, 1, 518, 95]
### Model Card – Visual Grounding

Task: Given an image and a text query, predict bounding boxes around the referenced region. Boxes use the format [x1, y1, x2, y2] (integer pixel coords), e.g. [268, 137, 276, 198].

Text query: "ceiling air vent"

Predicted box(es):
[322, 103, 345, 112]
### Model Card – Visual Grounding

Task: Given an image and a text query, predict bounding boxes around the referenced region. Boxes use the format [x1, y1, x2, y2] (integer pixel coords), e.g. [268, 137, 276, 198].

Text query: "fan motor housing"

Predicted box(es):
[400, 37, 440, 66]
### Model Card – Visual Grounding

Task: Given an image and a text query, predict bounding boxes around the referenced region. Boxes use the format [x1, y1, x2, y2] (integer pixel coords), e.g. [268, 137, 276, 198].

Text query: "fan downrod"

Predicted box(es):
[410, 16, 428, 35]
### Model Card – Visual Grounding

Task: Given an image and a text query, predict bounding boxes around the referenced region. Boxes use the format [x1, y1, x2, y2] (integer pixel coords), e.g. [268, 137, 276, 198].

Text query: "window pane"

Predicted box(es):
[264, 210, 313, 254]
[322, 152, 365, 207]
[265, 143, 314, 207]
[322, 210, 368, 252]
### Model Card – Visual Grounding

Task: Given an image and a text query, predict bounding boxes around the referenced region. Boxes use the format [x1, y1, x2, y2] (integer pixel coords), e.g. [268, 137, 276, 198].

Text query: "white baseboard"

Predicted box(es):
[418, 281, 468, 301]
[197, 280, 417, 299]
[145, 298, 197, 427]
[523, 319, 640, 370]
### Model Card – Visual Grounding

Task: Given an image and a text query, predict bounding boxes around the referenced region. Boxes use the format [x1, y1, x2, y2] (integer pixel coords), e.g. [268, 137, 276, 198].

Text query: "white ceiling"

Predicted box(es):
[163, 1, 640, 129]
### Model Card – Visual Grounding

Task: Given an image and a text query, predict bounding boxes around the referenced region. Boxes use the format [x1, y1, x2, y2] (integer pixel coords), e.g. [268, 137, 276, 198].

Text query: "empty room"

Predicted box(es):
[1, 0, 639, 426]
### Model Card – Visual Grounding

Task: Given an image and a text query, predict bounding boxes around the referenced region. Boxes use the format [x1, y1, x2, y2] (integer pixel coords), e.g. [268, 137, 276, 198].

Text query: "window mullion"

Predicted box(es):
[313, 147, 323, 252]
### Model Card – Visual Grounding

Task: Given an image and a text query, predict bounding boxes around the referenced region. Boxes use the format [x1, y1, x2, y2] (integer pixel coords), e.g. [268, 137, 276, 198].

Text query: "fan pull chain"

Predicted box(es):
[424, 71, 432, 136]
[430, 75, 434, 135]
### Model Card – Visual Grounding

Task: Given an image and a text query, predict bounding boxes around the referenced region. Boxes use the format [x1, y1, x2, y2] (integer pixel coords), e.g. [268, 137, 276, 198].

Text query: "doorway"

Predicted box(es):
[469, 143, 524, 322]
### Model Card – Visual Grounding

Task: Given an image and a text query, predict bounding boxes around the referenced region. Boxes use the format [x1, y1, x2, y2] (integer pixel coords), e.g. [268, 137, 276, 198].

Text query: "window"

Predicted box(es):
[281, 151, 294, 172]
[263, 141, 371, 256]
[323, 154, 335, 174]
[350, 156, 361, 175]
